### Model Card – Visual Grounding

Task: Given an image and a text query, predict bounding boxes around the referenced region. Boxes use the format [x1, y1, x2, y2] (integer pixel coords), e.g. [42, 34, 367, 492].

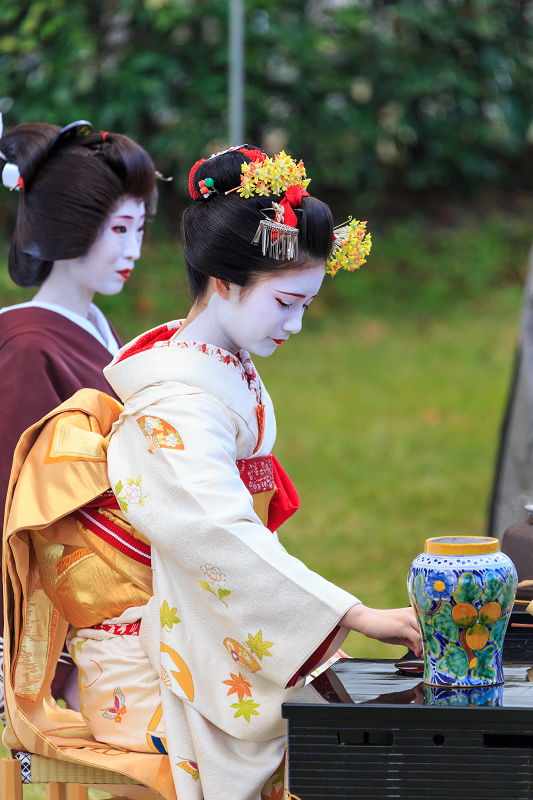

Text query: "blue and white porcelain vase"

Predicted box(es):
[408, 536, 517, 687]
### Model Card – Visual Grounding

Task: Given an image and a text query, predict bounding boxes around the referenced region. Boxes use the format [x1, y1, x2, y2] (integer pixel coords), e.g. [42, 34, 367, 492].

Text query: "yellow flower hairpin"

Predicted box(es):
[327, 218, 372, 276]
[225, 149, 372, 273]
[226, 151, 311, 198]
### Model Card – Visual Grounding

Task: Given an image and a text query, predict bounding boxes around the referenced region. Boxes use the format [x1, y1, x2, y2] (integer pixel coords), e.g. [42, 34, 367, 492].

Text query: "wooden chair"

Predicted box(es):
[0, 753, 143, 799]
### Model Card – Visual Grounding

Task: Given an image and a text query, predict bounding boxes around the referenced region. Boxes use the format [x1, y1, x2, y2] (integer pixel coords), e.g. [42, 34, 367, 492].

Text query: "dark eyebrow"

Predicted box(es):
[113, 214, 146, 221]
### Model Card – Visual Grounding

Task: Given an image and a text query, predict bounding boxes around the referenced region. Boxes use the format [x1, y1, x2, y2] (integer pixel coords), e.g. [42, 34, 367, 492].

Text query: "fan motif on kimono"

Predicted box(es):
[137, 415, 185, 454]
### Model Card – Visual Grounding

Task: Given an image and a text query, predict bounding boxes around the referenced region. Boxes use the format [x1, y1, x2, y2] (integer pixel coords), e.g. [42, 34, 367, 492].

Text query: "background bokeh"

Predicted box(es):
[1, 5, 533, 773]
[2, 0, 533, 208]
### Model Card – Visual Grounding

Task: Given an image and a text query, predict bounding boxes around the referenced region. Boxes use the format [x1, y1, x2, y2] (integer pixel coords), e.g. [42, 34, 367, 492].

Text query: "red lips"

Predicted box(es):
[272, 338, 287, 345]
[118, 269, 132, 280]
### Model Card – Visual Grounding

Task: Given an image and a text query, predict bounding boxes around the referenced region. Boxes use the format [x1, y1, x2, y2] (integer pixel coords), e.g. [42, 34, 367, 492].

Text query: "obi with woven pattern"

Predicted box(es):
[31, 454, 298, 630]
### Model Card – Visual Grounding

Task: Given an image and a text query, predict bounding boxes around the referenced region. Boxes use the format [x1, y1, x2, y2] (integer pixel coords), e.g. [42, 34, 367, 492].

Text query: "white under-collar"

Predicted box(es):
[0, 300, 120, 355]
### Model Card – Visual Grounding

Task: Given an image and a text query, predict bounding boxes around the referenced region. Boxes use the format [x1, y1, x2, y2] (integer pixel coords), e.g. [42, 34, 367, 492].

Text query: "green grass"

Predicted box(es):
[0, 210, 527, 792]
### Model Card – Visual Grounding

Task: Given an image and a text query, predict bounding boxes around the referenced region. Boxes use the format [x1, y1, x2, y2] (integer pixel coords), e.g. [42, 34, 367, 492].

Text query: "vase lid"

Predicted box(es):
[425, 536, 499, 555]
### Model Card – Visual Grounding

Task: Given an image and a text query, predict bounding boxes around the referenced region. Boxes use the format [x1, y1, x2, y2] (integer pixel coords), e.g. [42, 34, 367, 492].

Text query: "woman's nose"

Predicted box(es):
[124, 230, 142, 260]
[283, 310, 303, 335]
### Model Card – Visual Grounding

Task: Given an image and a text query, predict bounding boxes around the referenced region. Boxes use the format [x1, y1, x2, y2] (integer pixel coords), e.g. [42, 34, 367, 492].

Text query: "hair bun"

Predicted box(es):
[0, 123, 61, 189]
[189, 146, 267, 200]
[1, 121, 157, 288]
[182, 143, 333, 304]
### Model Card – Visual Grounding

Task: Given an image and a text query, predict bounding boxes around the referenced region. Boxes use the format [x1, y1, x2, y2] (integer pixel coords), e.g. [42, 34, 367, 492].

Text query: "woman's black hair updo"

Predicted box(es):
[0, 122, 158, 287]
[181, 146, 334, 303]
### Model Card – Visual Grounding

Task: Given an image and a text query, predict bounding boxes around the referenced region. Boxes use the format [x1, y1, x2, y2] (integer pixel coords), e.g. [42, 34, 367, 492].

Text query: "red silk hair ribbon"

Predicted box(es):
[279, 184, 309, 228]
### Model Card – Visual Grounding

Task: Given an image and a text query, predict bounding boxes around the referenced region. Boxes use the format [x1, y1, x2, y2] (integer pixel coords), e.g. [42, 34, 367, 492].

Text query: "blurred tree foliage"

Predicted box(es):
[0, 0, 532, 207]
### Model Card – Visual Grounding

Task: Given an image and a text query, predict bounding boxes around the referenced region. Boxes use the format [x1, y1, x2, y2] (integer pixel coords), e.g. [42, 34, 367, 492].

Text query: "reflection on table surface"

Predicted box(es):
[309, 659, 533, 708]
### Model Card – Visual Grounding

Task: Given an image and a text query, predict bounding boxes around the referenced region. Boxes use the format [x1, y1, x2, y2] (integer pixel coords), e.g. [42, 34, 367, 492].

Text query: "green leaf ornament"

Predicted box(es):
[481, 571, 503, 604]
[472, 644, 497, 682]
[489, 617, 508, 649]
[500, 573, 516, 613]
[413, 572, 431, 613]
[418, 614, 440, 657]
[426, 626, 441, 658]
[453, 572, 481, 605]
[437, 643, 469, 680]
[433, 602, 458, 643]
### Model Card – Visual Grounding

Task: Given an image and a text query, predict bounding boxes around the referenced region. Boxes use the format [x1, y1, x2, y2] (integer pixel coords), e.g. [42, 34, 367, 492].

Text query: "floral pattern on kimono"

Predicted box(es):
[77, 324, 361, 800]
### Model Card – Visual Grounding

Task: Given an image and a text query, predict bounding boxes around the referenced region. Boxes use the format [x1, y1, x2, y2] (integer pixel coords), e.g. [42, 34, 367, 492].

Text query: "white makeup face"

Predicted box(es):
[216, 263, 326, 357]
[75, 197, 146, 296]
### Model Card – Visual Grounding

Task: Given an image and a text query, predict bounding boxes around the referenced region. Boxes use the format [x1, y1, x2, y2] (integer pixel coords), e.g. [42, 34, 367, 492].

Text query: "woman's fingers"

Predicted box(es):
[340, 604, 423, 657]
[404, 607, 423, 656]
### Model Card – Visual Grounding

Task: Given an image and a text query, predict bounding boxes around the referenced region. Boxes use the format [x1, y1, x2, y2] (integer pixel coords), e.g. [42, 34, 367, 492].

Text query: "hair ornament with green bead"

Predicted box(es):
[198, 177, 217, 198]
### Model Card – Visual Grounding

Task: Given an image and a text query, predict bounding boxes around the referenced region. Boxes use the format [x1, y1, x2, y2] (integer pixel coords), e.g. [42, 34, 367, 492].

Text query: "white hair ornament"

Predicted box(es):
[0, 113, 23, 191]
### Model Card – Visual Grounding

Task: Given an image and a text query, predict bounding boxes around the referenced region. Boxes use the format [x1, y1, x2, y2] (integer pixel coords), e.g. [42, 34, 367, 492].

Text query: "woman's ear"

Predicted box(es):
[213, 278, 231, 300]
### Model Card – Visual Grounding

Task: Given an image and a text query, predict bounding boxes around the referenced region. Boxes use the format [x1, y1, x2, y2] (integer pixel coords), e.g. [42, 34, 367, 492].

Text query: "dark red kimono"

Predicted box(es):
[0, 306, 121, 708]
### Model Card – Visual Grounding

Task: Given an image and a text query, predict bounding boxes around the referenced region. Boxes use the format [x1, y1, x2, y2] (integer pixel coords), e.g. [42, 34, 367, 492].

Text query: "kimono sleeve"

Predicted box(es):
[107, 390, 358, 693]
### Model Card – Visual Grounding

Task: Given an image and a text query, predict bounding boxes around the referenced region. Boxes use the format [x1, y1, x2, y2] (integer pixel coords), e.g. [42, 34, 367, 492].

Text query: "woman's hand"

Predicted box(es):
[340, 603, 422, 658]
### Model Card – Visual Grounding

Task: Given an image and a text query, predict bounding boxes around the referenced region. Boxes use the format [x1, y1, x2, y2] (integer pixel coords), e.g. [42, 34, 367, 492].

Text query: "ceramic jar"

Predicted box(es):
[408, 536, 517, 687]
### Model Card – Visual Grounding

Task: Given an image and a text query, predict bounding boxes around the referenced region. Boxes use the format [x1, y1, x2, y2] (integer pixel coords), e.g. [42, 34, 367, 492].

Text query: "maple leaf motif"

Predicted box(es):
[245, 630, 273, 661]
[261, 785, 285, 800]
[160, 600, 181, 631]
[231, 697, 260, 723]
[271, 752, 286, 786]
[222, 672, 252, 701]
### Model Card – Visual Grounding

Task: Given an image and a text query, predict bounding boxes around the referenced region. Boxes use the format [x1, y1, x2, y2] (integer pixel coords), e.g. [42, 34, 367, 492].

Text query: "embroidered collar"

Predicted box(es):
[153, 325, 261, 404]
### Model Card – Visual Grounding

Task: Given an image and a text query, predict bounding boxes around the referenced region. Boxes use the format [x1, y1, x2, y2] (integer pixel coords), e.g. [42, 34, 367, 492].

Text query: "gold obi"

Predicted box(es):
[31, 490, 275, 630]
[31, 508, 152, 629]
[23, 402, 279, 630]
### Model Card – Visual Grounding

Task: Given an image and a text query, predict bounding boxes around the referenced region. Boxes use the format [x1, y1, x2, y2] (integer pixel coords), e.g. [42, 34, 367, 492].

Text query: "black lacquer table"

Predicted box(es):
[282, 658, 533, 799]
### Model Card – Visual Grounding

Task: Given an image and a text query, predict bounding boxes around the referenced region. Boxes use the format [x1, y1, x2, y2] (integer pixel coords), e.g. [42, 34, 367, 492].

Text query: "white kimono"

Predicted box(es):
[69, 322, 358, 800]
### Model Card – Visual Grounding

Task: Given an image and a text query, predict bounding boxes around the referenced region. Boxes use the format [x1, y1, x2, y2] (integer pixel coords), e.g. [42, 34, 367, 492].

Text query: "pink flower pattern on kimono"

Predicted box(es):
[142, 417, 160, 435]
[114, 475, 149, 513]
[199, 565, 232, 607]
